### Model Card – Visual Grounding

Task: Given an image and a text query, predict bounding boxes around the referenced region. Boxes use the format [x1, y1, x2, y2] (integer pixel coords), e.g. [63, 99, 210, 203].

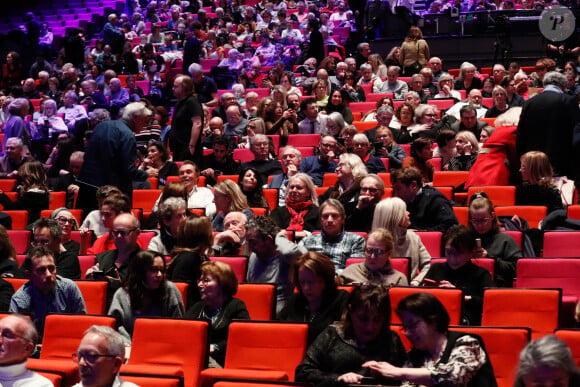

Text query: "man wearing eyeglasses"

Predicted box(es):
[73, 325, 137, 387]
[299, 136, 338, 186]
[0, 315, 52, 386]
[346, 174, 385, 232]
[21, 217, 81, 280]
[10, 247, 86, 338]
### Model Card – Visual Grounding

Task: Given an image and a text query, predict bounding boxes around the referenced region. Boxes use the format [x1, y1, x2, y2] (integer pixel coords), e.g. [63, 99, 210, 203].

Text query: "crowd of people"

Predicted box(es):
[0, 0, 578, 385]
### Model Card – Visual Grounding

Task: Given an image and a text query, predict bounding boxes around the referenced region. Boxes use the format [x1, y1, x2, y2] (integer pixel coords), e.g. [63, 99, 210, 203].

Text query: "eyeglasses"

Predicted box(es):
[111, 229, 136, 237]
[31, 239, 50, 246]
[424, 114, 438, 118]
[0, 328, 30, 342]
[56, 217, 76, 225]
[5, 146, 16, 150]
[471, 218, 490, 225]
[360, 187, 379, 194]
[72, 352, 117, 364]
[364, 248, 385, 256]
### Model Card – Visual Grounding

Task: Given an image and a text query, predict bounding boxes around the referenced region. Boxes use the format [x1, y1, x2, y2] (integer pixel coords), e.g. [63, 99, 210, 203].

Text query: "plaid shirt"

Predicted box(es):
[300, 231, 365, 274]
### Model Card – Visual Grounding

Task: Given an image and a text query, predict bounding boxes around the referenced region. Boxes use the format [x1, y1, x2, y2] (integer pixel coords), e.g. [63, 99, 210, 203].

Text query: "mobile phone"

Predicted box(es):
[475, 238, 482, 248]
[337, 137, 345, 146]
[423, 278, 438, 287]
[92, 271, 105, 280]
[373, 142, 383, 152]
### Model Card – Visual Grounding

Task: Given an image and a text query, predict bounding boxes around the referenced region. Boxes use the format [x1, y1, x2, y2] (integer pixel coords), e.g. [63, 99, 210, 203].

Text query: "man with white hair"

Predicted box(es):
[108, 78, 130, 116]
[269, 146, 302, 206]
[76, 102, 150, 212]
[241, 134, 283, 182]
[102, 13, 124, 55]
[73, 325, 138, 387]
[188, 63, 218, 106]
[0, 137, 32, 178]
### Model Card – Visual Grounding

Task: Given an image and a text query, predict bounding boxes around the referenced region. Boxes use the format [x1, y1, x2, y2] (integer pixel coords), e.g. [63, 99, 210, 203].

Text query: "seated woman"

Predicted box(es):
[454, 61, 483, 94]
[81, 185, 122, 238]
[373, 126, 407, 171]
[36, 99, 68, 140]
[270, 173, 320, 238]
[167, 216, 213, 308]
[433, 129, 458, 171]
[372, 197, 432, 286]
[295, 283, 407, 386]
[469, 195, 522, 287]
[514, 335, 580, 387]
[280, 252, 349, 344]
[363, 292, 497, 386]
[341, 71, 366, 103]
[312, 79, 329, 108]
[485, 86, 511, 118]
[0, 160, 50, 226]
[434, 73, 461, 100]
[324, 90, 354, 124]
[138, 140, 179, 188]
[186, 261, 250, 367]
[300, 199, 365, 274]
[389, 103, 415, 138]
[318, 153, 368, 210]
[212, 179, 254, 232]
[402, 137, 435, 184]
[0, 225, 19, 277]
[238, 167, 268, 209]
[148, 197, 187, 256]
[408, 104, 439, 140]
[518, 151, 564, 214]
[341, 228, 408, 286]
[324, 112, 347, 138]
[51, 207, 89, 256]
[422, 225, 495, 325]
[448, 130, 479, 172]
[109, 250, 185, 344]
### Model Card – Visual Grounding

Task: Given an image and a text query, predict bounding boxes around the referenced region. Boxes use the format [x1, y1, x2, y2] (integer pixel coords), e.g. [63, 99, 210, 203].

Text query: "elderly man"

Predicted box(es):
[299, 135, 338, 186]
[352, 133, 387, 174]
[0, 315, 52, 385]
[80, 80, 108, 112]
[240, 134, 283, 183]
[73, 326, 138, 387]
[408, 74, 429, 103]
[445, 88, 488, 119]
[213, 211, 250, 256]
[22, 78, 40, 100]
[428, 57, 444, 82]
[374, 66, 408, 99]
[346, 174, 385, 232]
[76, 102, 150, 213]
[23, 217, 81, 280]
[200, 137, 240, 186]
[450, 105, 488, 139]
[188, 63, 218, 107]
[491, 63, 506, 86]
[10, 246, 86, 337]
[102, 13, 124, 55]
[35, 70, 50, 94]
[392, 167, 458, 232]
[300, 199, 365, 274]
[223, 105, 249, 140]
[297, 98, 323, 134]
[354, 42, 371, 68]
[201, 116, 225, 149]
[517, 71, 580, 185]
[211, 92, 239, 123]
[269, 146, 302, 207]
[364, 105, 394, 142]
[169, 75, 204, 162]
[0, 137, 32, 178]
[246, 216, 306, 316]
[108, 78, 130, 116]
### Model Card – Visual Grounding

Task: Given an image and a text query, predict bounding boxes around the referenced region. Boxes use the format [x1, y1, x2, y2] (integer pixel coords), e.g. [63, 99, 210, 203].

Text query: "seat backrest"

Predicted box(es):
[482, 288, 561, 339]
[543, 231, 580, 258]
[286, 134, 321, 148]
[233, 149, 255, 163]
[433, 171, 469, 189]
[493, 206, 547, 229]
[172, 282, 189, 307]
[224, 321, 308, 381]
[234, 283, 275, 320]
[415, 231, 442, 257]
[3, 210, 28, 230]
[129, 318, 209, 387]
[467, 186, 516, 205]
[49, 191, 67, 209]
[263, 189, 279, 211]
[5, 278, 27, 292]
[503, 231, 522, 249]
[449, 326, 530, 387]
[554, 329, 580, 367]
[7, 230, 31, 254]
[453, 206, 469, 227]
[132, 189, 163, 212]
[78, 255, 96, 279]
[210, 257, 247, 283]
[74, 281, 108, 315]
[515, 258, 580, 298]
[41, 314, 115, 360]
[120, 373, 183, 387]
[388, 287, 463, 325]
[322, 173, 338, 187]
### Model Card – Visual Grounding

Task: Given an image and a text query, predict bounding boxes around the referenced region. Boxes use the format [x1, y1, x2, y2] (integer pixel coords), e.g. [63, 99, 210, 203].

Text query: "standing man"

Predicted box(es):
[102, 14, 124, 55]
[169, 75, 203, 162]
[0, 315, 52, 386]
[517, 71, 580, 185]
[76, 102, 150, 214]
[73, 326, 138, 387]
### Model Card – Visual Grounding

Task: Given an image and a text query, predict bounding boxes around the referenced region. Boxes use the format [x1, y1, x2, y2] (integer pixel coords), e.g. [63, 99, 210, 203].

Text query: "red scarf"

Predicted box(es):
[286, 198, 313, 231]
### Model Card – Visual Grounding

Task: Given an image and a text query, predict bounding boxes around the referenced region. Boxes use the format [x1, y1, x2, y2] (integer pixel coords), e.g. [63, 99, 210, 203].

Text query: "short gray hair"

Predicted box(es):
[188, 63, 203, 75]
[122, 102, 152, 122]
[85, 325, 126, 358]
[7, 98, 29, 115]
[281, 145, 302, 162]
[159, 197, 186, 221]
[543, 71, 567, 89]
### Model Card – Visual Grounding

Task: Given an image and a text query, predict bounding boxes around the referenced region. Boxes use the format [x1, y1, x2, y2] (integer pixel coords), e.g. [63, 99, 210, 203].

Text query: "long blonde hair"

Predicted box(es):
[372, 197, 407, 246]
[214, 179, 250, 212]
[520, 151, 555, 190]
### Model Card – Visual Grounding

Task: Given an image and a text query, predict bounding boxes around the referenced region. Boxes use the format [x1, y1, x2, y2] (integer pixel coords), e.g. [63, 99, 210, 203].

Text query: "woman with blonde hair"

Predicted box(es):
[372, 197, 431, 285]
[434, 73, 461, 100]
[385, 46, 401, 67]
[399, 26, 430, 76]
[319, 153, 368, 207]
[312, 79, 329, 108]
[212, 179, 253, 232]
[454, 61, 483, 94]
[368, 53, 388, 78]
[448, 131, 479, 171]
[518, 151, 564, 213]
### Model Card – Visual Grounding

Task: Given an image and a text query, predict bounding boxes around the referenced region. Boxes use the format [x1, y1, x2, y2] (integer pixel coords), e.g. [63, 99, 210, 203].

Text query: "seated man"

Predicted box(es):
[299, 199, 365, 274]
[445, 89, 488, 120]
[10, 246, 86, 337]
[363, 106, 394, 143]
[297, 98, 323, 134]
[299, 135, 338, 186]
[345, 174, 385, 232]
[223, 105, 249, 142]
[392, 167, 458, 232]
[0, 137, 33, 178]
[189, 63, 218, 107]
[108, 78, 130, 116]
[74, 325, 138, 387]
[22, 217, 81, 280]
[352, 133, 387, 174]
[246, 216, 306, 316]
[450, 105, 488, 140]
[269, 146, 302, 207]
[0, 315, 52, 386]
[87, 193, 133, 254]
[199, 137, 240, 186]
[373, 66, 408, 99]
[240, 134, 283, 183]
[213, 211, 250, 257]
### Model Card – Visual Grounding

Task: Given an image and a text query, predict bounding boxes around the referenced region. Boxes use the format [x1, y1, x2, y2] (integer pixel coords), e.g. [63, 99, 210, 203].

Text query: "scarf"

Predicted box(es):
[286, 198, 313, 231]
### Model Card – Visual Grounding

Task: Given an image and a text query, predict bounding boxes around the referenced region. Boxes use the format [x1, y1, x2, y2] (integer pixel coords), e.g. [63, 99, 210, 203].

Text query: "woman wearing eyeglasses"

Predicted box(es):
[468, 196, 521, 287]
[341, 228, 408, 287]
[108, 250, 184, 344]
[50, 207, 86, 256]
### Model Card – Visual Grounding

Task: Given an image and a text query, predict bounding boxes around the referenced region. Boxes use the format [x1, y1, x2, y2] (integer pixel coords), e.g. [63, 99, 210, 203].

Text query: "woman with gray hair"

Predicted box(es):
[434, 73, 461, 100]
[37, 99, 68, 139]
[3, 98, 31, 152]
[319, 153, 368, 208]
[514, 335, 580, 387]
[454, 61, 483, 94]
